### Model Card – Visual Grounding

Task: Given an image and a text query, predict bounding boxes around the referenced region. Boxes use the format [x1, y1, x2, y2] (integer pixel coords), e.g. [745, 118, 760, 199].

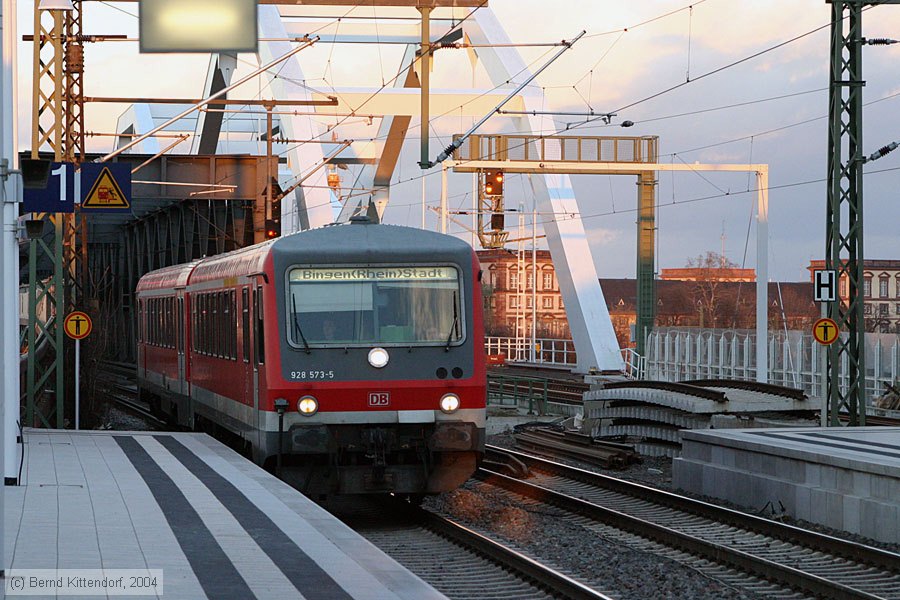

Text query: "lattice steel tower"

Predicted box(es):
[825, 0, 900, 425]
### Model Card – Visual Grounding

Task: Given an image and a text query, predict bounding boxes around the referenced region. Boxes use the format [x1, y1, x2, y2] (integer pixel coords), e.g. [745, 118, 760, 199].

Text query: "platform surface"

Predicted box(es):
[682, 426, 900, 475]
[3, 430, 446, 599]
[674, 427, 900, 543]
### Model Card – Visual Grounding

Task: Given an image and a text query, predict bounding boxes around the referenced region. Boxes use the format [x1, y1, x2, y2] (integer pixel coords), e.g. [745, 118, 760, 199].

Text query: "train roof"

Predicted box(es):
[135, 261, 200, 291]
[189, 239, 276, 285]
[136, 220, 475, 291]
[270, 219, 473, 264]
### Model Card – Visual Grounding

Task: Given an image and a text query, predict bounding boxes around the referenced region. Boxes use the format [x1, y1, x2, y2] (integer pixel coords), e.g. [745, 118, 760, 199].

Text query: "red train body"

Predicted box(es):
[136, 220, 486, 495]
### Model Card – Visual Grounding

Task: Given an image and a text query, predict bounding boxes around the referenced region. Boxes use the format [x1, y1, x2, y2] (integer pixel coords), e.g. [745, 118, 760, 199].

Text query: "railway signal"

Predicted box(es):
[484, 170, 504, 196]
[265, 219, 280, 239]
[267, 194, 282, 239]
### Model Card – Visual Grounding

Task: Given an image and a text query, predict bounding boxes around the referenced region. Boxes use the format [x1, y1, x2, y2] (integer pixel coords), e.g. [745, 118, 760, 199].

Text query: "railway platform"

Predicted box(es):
[673, 427, 900, 544]
[3, 429, 445, 599]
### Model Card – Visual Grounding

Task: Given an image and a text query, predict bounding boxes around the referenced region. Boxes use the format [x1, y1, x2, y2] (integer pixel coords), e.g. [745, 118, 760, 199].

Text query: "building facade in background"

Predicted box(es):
[808, 260, 900, 333]
[478, 250, 820, 348]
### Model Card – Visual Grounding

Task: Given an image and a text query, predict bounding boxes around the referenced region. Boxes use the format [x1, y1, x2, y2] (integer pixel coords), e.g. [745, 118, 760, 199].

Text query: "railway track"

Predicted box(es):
[483, 445, 900, 600]
[96, 361, 165, 427]
[330, 496, 614, 600]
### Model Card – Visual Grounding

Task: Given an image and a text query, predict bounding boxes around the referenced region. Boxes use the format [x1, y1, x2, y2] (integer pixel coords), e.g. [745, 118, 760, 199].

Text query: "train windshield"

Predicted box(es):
[287, 266, 463, 347]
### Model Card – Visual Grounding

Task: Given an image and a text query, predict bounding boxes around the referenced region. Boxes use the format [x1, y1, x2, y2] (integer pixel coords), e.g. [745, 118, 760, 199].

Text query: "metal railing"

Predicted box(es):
[621, 348, 646, 380]
[485, 336, 577, 366]
[487, 373, 548, 415]
[645, 327, 900, 403]
[453, 134, 658, 164]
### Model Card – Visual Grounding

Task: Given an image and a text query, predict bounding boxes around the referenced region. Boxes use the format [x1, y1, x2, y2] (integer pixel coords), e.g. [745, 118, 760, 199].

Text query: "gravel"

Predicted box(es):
[95, 405, 155, 431]
[472, 433, 900, 598]
[485, 431, 900, 560]
[423, 481, 758, 600]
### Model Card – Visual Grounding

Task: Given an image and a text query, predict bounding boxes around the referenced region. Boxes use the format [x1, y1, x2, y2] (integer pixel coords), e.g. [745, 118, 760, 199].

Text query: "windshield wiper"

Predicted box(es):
[445, 291, 459, 351]
[291, 294, 311, 354]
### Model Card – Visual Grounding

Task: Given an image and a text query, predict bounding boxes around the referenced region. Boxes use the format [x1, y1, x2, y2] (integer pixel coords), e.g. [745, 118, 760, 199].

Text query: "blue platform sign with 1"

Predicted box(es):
[22, 161, 76, 214]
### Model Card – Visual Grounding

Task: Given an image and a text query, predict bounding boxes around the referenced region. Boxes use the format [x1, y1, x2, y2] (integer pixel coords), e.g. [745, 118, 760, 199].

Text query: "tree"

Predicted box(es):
[685, 251, 740, 328]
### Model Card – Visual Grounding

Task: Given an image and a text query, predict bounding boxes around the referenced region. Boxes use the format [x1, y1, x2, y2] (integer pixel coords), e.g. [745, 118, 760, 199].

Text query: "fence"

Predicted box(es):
[485, 336, 577, 366]
[645, 327, 900, 402]
[487, 373, 548, 415]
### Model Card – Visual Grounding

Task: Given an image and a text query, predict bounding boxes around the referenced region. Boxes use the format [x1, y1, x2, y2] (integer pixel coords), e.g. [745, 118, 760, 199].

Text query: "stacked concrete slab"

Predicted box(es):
[673, 427, 900, 544]
[583, 381, 820, 457]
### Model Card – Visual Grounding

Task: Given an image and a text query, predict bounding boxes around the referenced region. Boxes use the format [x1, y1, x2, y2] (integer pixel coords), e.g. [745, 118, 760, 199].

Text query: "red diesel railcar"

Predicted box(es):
[136, 218, 486, 495]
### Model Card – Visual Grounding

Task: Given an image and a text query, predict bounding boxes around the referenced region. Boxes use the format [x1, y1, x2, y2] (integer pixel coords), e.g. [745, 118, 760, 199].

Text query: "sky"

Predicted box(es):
[13, 0, 900, 282]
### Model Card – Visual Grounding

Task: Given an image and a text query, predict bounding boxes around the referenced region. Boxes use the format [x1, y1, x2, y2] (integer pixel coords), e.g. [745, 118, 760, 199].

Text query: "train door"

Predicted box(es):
[251, 283, 265, 452]
[241, 287, 252, 406]
[176, 293, 185, 395]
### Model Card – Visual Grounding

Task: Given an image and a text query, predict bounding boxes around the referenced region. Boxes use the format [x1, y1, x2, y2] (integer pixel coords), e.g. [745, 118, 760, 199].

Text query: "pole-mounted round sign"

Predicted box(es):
[812, 317, 839, 345]
[64, 311, 92, 340]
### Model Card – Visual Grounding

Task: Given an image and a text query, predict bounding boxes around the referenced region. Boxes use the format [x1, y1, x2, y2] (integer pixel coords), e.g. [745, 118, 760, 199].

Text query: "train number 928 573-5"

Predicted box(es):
[290, 370, 335, 380]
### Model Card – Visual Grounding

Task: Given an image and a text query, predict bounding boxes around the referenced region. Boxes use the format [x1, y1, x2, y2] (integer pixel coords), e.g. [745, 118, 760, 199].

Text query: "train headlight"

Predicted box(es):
[368, 347, 389, 369]
[297, 395, 318, 416]
[440, 393, 461, 414]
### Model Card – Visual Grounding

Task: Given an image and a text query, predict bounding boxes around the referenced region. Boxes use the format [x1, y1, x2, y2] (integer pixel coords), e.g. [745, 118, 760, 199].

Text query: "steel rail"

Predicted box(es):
[476, 468, 888, 600]
[599, 380, 728, 402]
[684, 378, 808, 400]
[411, 505, 613, 600]
[488, 445, 900, 571]
[484, 446, 900, 599]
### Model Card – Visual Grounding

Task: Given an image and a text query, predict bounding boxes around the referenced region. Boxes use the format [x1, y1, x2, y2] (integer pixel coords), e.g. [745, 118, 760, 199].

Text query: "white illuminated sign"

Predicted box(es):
[290, 267, 457, 283]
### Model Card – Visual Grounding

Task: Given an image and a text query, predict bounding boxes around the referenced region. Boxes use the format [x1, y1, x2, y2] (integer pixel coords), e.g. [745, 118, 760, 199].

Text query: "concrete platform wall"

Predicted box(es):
[674, 430, 900, 544]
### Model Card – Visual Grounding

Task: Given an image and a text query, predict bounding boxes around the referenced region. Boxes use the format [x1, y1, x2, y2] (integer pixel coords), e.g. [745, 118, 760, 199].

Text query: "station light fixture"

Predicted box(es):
[139, 0, 258, 53]
[38, 0, 75, 10]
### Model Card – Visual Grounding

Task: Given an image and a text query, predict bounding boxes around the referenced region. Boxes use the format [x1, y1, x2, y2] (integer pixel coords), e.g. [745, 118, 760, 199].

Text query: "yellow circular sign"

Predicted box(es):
[64, 311, 92, 340]
[812, 317, 839, 345]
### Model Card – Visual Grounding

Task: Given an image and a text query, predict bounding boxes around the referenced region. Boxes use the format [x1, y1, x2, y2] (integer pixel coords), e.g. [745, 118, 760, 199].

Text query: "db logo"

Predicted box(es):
[368, 392, 390, 407]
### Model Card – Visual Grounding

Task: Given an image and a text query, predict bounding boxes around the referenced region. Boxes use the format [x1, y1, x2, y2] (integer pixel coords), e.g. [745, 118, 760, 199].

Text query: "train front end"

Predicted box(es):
[263, 220, 486, 495]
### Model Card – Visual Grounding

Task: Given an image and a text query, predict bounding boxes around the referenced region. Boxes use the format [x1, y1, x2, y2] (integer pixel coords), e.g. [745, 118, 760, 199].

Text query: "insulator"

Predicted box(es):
[865, 140, 898, 162]
[65, 44, 84, 72]
[866, 38, 898, 45]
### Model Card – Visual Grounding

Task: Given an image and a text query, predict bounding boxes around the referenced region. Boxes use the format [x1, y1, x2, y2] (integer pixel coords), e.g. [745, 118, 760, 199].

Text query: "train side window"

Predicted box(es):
[254, 286, 265, 365]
